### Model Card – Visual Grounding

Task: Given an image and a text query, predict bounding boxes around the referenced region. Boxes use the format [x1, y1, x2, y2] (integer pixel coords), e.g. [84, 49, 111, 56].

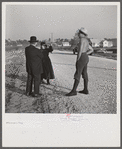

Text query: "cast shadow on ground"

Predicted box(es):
[41, 84, 69, 96]
[50, 83, 71, 91]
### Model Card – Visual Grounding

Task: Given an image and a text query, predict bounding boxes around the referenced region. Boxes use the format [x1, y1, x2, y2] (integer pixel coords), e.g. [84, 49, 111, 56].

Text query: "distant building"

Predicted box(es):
[90, 38, 117, 48]
[103, 40, 113, 47]
[17, 44, 22, 47]
[90, 38, 103, 47]
[62, 42, 70, 47]
[103, 38, 117, 47]
[109, 38, 117, 47]
[45, 40, 51, 45]
[58, 44, 62, 47]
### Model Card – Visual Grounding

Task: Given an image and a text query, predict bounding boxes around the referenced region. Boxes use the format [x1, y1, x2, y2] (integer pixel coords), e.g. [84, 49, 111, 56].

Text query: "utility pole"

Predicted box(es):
[50, 33, 53, 42]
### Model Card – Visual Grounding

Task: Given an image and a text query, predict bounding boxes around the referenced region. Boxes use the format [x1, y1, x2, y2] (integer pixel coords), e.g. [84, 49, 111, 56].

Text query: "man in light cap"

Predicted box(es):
[66, 27, 93, 96]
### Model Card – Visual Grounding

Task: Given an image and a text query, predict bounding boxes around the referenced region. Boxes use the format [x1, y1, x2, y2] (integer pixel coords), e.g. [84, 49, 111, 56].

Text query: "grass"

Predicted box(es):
[6, 45, 22, 51]
[5, 47, 26, 111]
[93, 47, 117, 53]
[93, 47, 117, 60]
[5, 62, 23, 109]
[92, 52, 117, 60]
[5, 44, 29, 51]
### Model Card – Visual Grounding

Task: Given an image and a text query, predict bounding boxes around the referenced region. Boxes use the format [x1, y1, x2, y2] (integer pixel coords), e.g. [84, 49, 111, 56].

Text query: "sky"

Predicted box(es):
[5, 3, 118, 41]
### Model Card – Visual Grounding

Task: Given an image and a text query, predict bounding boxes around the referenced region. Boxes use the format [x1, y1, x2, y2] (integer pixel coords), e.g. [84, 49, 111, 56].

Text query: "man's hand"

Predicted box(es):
[87, 45, 94, 55]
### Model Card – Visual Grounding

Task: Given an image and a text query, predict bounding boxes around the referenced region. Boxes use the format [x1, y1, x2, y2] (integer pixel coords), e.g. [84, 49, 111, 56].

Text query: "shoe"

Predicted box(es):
[79, 90, 89, 94]
[40, 80, 45, 84]
[47, 82, 50, 85]
[65, 91, 77, 96]
[26, 92, 30, 96]
[26, 92, 33, 96]
[47, 79, 50, 85]
[32, 93, 42, 97]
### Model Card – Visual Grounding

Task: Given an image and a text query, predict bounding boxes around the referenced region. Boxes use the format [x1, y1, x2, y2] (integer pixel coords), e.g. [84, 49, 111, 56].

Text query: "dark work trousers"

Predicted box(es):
[26, 73, 41, 95]
[74, 52, 89, 82]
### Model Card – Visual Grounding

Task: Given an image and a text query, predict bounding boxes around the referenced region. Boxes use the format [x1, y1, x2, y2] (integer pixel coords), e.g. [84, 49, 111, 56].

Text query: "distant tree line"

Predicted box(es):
[5, 39, 29, 47]
[55, 38, 78, 46]
[5, 37, 81, 49]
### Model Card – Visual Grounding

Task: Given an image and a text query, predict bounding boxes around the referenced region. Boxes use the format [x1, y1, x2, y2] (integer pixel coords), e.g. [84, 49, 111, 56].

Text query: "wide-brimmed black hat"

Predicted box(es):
[28, 36, 39, 42]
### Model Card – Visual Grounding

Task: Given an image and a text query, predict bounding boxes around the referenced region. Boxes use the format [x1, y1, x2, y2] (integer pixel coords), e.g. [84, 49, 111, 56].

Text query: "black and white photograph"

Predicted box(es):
[2, 2, 120, 147]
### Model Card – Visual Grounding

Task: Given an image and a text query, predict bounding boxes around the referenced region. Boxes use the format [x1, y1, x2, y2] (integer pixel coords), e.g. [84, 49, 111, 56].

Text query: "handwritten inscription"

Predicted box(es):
[6, 122, 23, 124]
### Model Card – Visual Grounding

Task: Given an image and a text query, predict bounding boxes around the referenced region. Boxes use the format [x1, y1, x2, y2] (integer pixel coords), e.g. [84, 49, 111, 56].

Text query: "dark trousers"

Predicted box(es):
[26, 73, 41, 95]
[82, 64, 88, 81]
[74, 53, 89, 91]
[74, 53, 89, 81]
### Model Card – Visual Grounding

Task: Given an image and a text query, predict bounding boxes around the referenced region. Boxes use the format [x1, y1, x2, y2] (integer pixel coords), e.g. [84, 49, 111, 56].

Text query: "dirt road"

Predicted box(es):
[5, 49, 117, 113]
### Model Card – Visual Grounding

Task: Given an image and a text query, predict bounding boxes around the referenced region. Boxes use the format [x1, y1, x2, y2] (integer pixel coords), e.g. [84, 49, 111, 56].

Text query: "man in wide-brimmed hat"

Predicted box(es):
[25, 36, 43, 97]
[66, 27, 93, 96]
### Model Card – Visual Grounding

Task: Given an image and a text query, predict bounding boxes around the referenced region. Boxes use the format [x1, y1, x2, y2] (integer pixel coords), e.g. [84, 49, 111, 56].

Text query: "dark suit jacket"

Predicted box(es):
[25, 45, 43, 75]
